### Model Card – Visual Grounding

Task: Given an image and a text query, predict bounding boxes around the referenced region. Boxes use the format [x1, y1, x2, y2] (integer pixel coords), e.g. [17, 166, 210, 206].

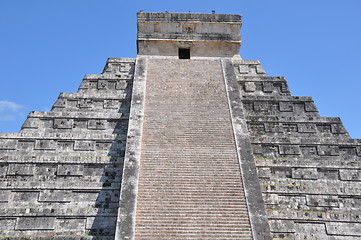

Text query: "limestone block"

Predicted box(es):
[116, 80, 128, 90]
[117, 63, 133, 72]
[35, 140, 56, 150]
[104, 100, 120, 109]
[98, 80, 109, 89]
[77, 99, 93, 108]
[0, 164, 7, 176]
[271, 167, 292, 178]
[249, 123, 265, 133]
[79, 80, 97, 90]
[280, 82, 289, 93]
[279, 102, 293, 112]
[53, 98, 66, 108]
[317, 124, 332, 133]
[86, 216, 117, 229]
[356, 146, 361, 156]
[54, 119, 73, 129]
[292, 168, 318, 179]
[306, 195, 339, 207]
[57, 141, 75, 151]
[12, 191, 39, 203]
[257, 167, 271, 178]
[55, 218, 86, 232]
[57, 164, 84, 176]
[339, 147, 356, 156]
[317, 145, 340, 156]
[74, 141, 95, 151]
[340, 169, 361, 181]
[301, 146, 317, 156]
[298, 123, 317, 133]
[95, 142, 113, 151]
[318, 169, 340, 180]
[88, 119, 106, 130]
[304, 102, 317, 112]
[21, 118, 39, 129]
[0, 219, 16, 230]
[295, 223, 327, 240]
[0, 139, 17, 150]
[38, 190, 72, 202]
[331, 124, 347, 134]
[73, 119, 87, 129]
[326, 222, 361, 236]
[244, 82, 256, 92]
[35, 165, 57, 176]
[264, 123, 283, 133]
[15, 217, 56, 230]
[238, 65, 249, 74]
[262, 82, 273, 93]
[17, 140, 35, 150]
[256, 65, 266, 74]
[279, 145, 301, 155]
[269, 220, 295, 233]
[7, 164, 34, 176]
[0, 190, 10, 202]
[254, 101, 269, 111]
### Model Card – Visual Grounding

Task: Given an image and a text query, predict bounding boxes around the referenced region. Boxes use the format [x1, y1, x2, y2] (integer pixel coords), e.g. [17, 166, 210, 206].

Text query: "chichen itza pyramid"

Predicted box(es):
[0, 11, 360, 240]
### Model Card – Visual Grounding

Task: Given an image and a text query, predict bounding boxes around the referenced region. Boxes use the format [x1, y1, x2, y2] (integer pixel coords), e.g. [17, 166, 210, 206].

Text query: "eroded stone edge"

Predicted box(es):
[115, 57, 147, 240]
[221, 59, 272, 240]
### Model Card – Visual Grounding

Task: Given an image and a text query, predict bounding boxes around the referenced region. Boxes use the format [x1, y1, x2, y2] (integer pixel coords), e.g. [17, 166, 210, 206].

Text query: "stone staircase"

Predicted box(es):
[134, 59, 252, 239]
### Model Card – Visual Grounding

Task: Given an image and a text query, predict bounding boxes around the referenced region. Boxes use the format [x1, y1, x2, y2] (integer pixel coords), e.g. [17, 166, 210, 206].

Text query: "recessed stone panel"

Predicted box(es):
[279, 145, 301, 155]
[54, 119, 73, 129]
[88, 119, 106, 130]
[77, 99, 93, 108]
[57, 141, 75, 151]
[57, 164, 84, 176]
[304, 102, 317, 112]
[306, 195, 339, 207]
[269, 220, 295, 233]
[16, 217, 55, 230]
[317, 145, 340, 156]
[298, 123, 317, 133]
[256, 65, 266, 74]
[38, 190, 72, 202]
[244, 82, 256, 92]
[86, 216, 117, 229]
[254, 101, 269, 111]
[12, 191, 39, 202]
[238, 65, 249, 74]
[0, 139, 17, 150]
[331, 124, 347, 134]
[17, 140, 35, 150]
[279, 102, 293, 112]
[53, 98, 67, 108]
[0, 219, 16, 230]
[292, 168, 318, 179]
[56, 218, 86, 232]
[35, 140, 56, 150]
[262, 82, 273, 93]
[7, 164, 34, 176]
[340, 169, 361, 181]
[74, 141, 95, 151]
[326, 222, 361, 236]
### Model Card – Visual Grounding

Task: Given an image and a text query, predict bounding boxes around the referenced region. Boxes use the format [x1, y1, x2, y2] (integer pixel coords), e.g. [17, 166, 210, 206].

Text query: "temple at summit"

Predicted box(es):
[0, 11, 361, 240]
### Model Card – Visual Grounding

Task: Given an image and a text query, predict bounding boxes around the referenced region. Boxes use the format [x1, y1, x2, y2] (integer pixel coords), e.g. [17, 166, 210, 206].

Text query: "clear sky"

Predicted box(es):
[0, 0, 360, 138]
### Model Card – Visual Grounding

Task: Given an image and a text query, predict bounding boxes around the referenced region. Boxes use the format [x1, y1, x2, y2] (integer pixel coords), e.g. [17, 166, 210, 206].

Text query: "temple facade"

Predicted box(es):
[0, 11, 360, 240]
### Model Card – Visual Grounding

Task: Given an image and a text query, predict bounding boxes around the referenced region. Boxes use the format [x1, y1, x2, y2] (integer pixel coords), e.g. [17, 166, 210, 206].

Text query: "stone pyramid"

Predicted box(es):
[0, 11, 360, 240]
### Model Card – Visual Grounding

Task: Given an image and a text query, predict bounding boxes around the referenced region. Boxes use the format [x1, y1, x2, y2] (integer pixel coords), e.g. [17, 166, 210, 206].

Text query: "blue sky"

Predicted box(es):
[0, 0, 360, 138]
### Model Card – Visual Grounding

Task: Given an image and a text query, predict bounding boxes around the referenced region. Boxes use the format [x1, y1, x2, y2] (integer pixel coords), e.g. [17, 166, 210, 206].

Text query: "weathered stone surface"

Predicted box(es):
[0, 10, 359, 240]
[16, 217, 56, 230]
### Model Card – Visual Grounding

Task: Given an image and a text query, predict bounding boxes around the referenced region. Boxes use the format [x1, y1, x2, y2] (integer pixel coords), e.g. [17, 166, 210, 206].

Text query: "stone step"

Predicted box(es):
[134, 59, 252, 239]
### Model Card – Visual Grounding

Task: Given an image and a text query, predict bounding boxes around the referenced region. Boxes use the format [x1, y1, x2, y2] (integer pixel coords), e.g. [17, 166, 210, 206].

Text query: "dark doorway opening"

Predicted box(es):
[178, 48, 190, 59]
